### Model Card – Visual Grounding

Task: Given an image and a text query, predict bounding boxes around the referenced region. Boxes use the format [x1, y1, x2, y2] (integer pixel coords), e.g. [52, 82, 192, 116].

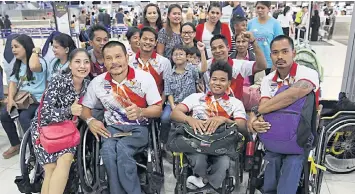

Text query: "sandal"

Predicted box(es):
[2, 145, 20, 159]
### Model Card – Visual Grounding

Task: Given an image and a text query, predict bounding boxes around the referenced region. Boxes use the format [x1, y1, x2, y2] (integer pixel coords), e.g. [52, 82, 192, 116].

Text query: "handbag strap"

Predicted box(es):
[37, 93, 84, 128]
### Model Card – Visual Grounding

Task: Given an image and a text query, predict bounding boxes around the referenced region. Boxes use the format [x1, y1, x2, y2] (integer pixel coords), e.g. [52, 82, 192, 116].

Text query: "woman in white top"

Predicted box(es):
[277, 6, 294, 36]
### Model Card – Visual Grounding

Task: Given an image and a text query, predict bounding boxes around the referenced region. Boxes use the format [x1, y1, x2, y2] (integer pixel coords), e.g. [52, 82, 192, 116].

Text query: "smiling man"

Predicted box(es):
[170, 60, 248, 190]
[81, 41, 162, 194]
[129, 26, 171, 96]
[201, 34, 267, 100]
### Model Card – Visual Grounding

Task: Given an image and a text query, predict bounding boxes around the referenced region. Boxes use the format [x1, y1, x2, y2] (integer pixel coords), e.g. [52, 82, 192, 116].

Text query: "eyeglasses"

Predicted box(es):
[182, 31, 195, 36]
[173, 53, 186, 57]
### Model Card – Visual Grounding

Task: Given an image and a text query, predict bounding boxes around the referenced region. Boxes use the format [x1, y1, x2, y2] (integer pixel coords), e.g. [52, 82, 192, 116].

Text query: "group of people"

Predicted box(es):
[0, 1, 320, 194]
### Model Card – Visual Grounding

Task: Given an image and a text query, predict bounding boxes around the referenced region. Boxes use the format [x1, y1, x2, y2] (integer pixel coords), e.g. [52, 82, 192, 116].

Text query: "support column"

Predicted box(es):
[340, 4, 355, 101]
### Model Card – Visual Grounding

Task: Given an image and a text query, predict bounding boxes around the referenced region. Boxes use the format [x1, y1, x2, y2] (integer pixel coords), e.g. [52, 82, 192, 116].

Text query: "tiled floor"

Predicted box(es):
[0, 38, 354, 193]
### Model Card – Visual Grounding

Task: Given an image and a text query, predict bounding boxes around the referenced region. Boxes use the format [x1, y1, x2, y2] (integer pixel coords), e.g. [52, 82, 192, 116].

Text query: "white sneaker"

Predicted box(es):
[187, 175, 206, 188]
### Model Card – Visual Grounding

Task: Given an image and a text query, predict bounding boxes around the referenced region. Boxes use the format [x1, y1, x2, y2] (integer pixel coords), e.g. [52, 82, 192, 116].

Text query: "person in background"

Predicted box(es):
[97, 9, 105, 26]
[277, 6, 294, 37]
[130, 27, 171, 97]
[103, 10, 111, 29]
[247, 1, 283, 75]
[185, 8, 194, 24]
[0, 14, 4, 30]
[126, 27, 140, 57]
[31, 49, 91, 194]
[198, 7, 206, 24]
[196, 3, 232, 60]
[311, 10, 321, 41]
[202, 34, 267, 99]
[1, 34, 47, 159]
[295, 6, 308, 40]
[47, 33, 77, 81]
[229, 15, 249, 56]
[87, 24, 109, 78]
[90, 12, 96, 26]
[79, 10, 87, 31]
[138, 3, 163, 32]
[157, 4, 183, 60]
[4, 15, 12, 31]
[116, 8, 125, 25]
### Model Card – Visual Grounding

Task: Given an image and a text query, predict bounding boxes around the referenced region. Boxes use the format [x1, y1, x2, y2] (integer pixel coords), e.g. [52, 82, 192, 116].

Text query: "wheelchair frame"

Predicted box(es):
[77, 120, 164, 194]
[317, 111, 355, 174]
[16, 129, 81, 194]
[171, 131, 246, 194]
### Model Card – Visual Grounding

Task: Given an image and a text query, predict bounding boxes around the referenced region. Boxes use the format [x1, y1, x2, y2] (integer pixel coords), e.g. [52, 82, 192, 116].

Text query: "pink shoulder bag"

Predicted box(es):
[36, 95, 82, 154]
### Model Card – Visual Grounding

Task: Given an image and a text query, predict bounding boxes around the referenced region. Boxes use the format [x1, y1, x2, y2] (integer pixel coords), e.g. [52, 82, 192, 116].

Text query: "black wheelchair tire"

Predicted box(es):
[322, 115, 355, 174]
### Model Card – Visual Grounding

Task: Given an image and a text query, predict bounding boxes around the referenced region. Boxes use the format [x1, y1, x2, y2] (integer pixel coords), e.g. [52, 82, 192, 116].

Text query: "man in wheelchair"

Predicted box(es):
[170, 60, 248, 190]
[81, 41, 162, 194]
[248, 35, 320, 194]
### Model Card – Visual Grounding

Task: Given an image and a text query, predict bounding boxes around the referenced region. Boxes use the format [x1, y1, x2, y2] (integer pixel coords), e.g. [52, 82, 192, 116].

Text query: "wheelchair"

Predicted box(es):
[245, 136, 325, 194]
[317, 100, 355, 174]
[171, 127, 246, 194]
[15, 125, 82, 194]
[77, 120, 164, 194]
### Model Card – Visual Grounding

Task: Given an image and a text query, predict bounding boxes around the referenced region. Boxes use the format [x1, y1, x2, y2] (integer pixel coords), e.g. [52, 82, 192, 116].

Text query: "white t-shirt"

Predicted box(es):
[260, 63, 320, 100]
[277, 13, 293, 28]
[82, 67, 162, 126]
[221, 5, 233, 25]
[181, 93, 247, 121]
[202, 25, 214, 59]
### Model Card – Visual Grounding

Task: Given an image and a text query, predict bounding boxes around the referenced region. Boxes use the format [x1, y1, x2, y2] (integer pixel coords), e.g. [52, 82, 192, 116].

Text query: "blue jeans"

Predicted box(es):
[187, 153, 230, 189]
[100, 125, 148, 194]
[0, 104, 39, 146]
[160, 104, 172, 144]
[263, 152, 305, 194]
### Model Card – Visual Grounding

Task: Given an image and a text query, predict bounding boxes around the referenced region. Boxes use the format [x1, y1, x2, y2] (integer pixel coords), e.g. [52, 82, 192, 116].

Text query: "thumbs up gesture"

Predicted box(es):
[71, 99, 83, 116]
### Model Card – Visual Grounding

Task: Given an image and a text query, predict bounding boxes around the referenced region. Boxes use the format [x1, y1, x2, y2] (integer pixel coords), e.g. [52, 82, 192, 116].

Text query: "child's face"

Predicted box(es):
[172, 49, 187, 65]
[187, 54, 200, 64]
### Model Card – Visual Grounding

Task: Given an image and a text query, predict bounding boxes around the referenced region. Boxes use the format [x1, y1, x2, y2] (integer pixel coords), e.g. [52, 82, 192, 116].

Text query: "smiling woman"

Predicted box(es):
[195, 2, 232, 59]
[138, 3, 163, 32]
[30, 48, 92, 194]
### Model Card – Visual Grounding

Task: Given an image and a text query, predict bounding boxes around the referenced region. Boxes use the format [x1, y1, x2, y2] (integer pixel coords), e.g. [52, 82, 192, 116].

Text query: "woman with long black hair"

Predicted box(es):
[277, 6, 294, 36]
[138, 3, 163, 32]
[195, 2, 232, 59]
[157, 4, 183, 60]
[47, 33, 77, 81]
[1, 34, 47, 159]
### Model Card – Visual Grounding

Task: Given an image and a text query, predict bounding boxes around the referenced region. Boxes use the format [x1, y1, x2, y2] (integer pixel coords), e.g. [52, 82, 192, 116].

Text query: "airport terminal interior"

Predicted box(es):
[0, 1, 355, 194]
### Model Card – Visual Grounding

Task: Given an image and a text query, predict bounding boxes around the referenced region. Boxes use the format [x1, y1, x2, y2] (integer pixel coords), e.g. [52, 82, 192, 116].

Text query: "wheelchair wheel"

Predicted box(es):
[78, 124, 98, 193]
[323, 115, 355, 174]
[15, 130, 43, 194]
[246, 146, 265, 194]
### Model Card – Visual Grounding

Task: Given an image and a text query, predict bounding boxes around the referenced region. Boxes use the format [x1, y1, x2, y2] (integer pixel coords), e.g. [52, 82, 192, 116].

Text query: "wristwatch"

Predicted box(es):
[32, 48, 41, 55]
[86, 117, 95, 125]
[251, 106, 262, 118]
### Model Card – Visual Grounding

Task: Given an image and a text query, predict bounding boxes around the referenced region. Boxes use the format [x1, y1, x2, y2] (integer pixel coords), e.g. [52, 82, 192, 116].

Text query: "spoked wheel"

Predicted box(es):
[78, 126, 98, 193]
[324, 116, 355, 173]
[15, 130, 43, 193]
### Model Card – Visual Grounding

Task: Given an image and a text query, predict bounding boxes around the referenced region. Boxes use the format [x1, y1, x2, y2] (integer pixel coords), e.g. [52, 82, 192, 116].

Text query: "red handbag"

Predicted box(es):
[36, 95, 82, 154]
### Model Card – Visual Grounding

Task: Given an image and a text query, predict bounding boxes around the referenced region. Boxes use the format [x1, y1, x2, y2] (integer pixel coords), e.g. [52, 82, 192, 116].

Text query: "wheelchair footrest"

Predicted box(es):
[15, 175, 41, 193]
